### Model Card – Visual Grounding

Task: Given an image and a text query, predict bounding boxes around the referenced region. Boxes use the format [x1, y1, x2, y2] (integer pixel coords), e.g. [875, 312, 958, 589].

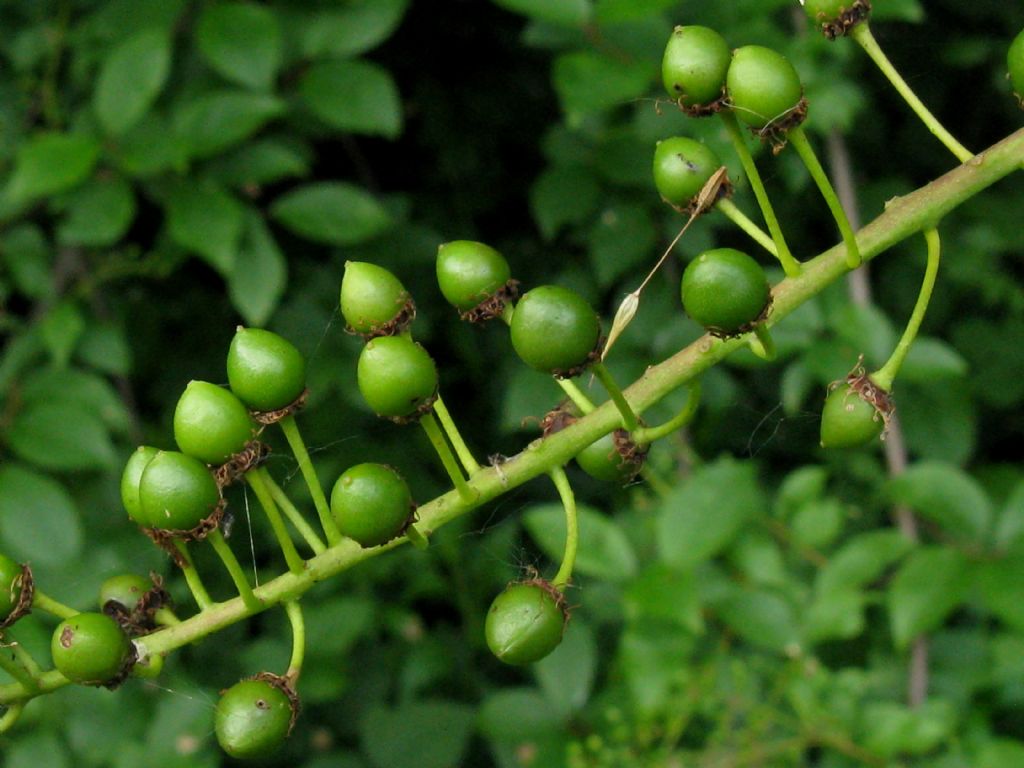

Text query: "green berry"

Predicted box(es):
[1009, 28, 1024, 102]
[330, 463, 414, 548]
[227, 327, 307, 411]
[727, 46, 804, 129]
[653, 137, 723, 208]
[662, 25, 731, 109]
[51, 612, 132, 685]
[820, 383, 884, 448]
[139, 450, 221, 531]
[681, 248, 770, 334]
[0, 554, 22, 621]
[436, 240, 512, 312]
[485, 582, 566, 665]
[356, 336, 438, 419]
[802, 0, 870, 38]
[576, 432, 642, 483]
[510, 285, 600, 375]
[99, 574, 152, 614]
[215, 678, 293, 759]
[174, 381, 255, 465]
[340, 261, 412, 336]
[121, 446, 160, 526]
[131, 650, 164, 679]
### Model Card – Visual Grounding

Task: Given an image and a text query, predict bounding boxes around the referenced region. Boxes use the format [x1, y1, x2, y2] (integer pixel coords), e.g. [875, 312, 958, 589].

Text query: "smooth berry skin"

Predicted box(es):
[215, 679, 293, 760]
[357, 336, 438, 419]
[330, 463, 413, 548]
[174, 381, 255, 465]
[51, 612, 132, 685]
[227, 327, 307, 411]
[0, 554, 21, 620]
[510, 285, 600, 375]
[139, 450, 220, 531]
[131, 651, 163, 679]
[340, 261, 410, 335]
[662, 25, 731, 108]
[121, 446, 160, 526]
[681, 248, 770, 334]
[485, 582, 566, 665]
[802, 0, 852, 23]
[653, 137, 723, 208]
[1009, 28, 1024, 101]
[727, 46, 804, 129]
[820, 383, 884, 448]
[576, 433, 634, 484]
[436, 240, 512, 312]
[99, 574, 152, 614]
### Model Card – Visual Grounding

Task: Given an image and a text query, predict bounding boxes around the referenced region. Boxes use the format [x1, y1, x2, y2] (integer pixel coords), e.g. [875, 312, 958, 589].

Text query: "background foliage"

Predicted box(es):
[1, 0, 1023, 766]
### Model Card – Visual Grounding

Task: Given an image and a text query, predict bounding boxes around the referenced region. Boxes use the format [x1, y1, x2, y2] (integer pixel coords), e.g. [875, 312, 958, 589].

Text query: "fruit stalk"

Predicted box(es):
[278, 415, 342, 546]
[172, 541, 214, 610]
[262, 471, 327, 555]
[548, 466, 579, 590]
[247, 467, 307, 574]
[419, 412, 476, 501]
[207, 528, 262, 612]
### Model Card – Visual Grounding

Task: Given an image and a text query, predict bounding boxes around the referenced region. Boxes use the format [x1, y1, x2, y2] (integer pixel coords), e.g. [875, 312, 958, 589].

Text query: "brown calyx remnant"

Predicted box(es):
[539, 402, 579, 438]
[102, 642, 139, 691]
[518, 570, 571, 629]
[143, 498, 227, 565]
[251, 388, 309, 426]
[346, 295, 416, 340]
[250, 671, 301, 734]
[551, 336, 606, 381]
[103, 573, 173, 637]
[677, 87, 728, 118]
[215, 439, 271, 488]
[384, 389, 439, 426]
[611, 429, 649, 480]
[0, 563, 35, 631]
[751, 96, 808, 154]
[706, 293, 774, 340]
[460, 279, 520, 323]
[834, 355, 896, 436]
[814, 0, 872, 41]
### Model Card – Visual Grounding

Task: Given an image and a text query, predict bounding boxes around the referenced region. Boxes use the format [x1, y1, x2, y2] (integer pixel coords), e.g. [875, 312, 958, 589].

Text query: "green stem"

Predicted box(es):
[153, 607, 181, 626]
[207, 528, 262, 612]
[278, 414, 342, 546]
[433, 394, 481, 474]
[31, 590, 78, 619]
[0, 644, 39, 694]
[404, 524, 429, 550]
[261, 471, 327, 556]
[634, 381, 701, 445]
[720, 110, 802, 277]
[557, 379, 596, 414]
[172, 541, 214, 611]
[501, 302, 515, 326]
[0, 701, 24, 734]
[590, 362, 639, 432]
[420, 412, 476, 501]
[4, 127, 1024, 707]
[749, 324, 777, 361]
[548, 466, 579, 591]
[284, 600, 305, 682]
[871, 227, 941, 391]
[248, 468, 307, 575]
[788, 125, 862, 269]
[851, 23, 973, 164]
[716, 198, 779, 257]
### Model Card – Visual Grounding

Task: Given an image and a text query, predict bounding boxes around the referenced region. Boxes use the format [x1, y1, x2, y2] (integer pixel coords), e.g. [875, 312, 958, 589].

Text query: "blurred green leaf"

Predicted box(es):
[728, 532, 788, 588]
[860, 699, 957, 757]
[587, 202, 656, 287]
[166, 181, 244, 274]
[804, 587, 865, 644]
[174, 91, 285, 159]
[229, 211, 287, 326]
[361, 700, 475, 768]
[887, 461, 991, 544]
[5, 730, 70, 768]
[20, 366, 130, 433]
[816, 530, 914, 595]
[618, 619, 694, 717]
[300, 59, 402, 138]
[5, 400, 117, 471]
[209, 138, 311, 189]
[197, 2, 281, 90]
[270, 182, 390, 245]
[774, 465, 828, 519]
[888, 546, 971, 649]
[712, 587, 800, 653]
[790, 497, 845, 550]
[5, 133, 100, 205]
[500, 366, 558, 433]
[137, 693, 219, 768]
[624, 563, 703, 633]
[529, 164, 601, 240]
[995, 481, 1024, 551]
[594, 0, 677, 24]
[976, 555, 1024, 632]
[829, 303, 896, 371]
[977, 740, 1024, 768]
[552, 52, 652, 122]
[523, 502, 637, 583]
[534, 619, 596, 718]
[0, 464, 83, 566]
[38, 300, 84, 368]
[493, 0, 591, 27]
[898, 337, 969, 382]
[112, 114, 189, 177]
[478, 688, 561, 742]
[76, 323, 132, 376]
[0, 224, 51, 299]
[94, 28, 171, 135]
[294, 0, 410, 58]
[56, 175, 136, 247]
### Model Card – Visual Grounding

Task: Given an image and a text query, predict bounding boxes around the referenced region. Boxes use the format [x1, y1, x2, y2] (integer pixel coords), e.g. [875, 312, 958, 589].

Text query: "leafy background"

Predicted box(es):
[1, 0, 1023, 766]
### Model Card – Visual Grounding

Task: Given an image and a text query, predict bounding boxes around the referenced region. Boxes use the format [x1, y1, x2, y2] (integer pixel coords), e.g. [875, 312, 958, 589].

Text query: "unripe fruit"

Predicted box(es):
[340, 261, 412, 336]
[0, 554, 22, 620]
[727, 46, 804, 130]
[131, 650, 164, 679]
[576, 432, 643, 483]
[121, 446, 160, 526]
[227, 327, 307, 411]
[653, 137, 723, 208]
[819, 383, 884, 448]
[51, 612, 132, 685]
[215, 678, 294, 759]
[436, 240, 513, 313]
[661, 25, 731, 110]
[802, 0, 871, 39]
[357, 336, 438, 419]
[510, 285, 600, 376]
[681, 248, 770, 334]
[1010, 28, 1024, 103]
[174, 381, 255, 465]
[485, 581, 567, 665]
[139, 450, 221, 531]
[331, 463, 413, 548]
[99, 574, 152, 614]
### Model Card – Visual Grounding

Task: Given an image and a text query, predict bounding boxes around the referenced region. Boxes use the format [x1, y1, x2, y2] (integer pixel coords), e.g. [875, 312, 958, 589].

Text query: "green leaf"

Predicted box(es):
[804, 587, 865, 644]
[5, 133, 100, 205]
[774, 465, 828, 519]
[270, 182, 390, 246]
[500, 366, 559, 433]
[208, 138, 311, 189]
[38, 301, 85, 368]
[76, 323, 132, 376]
[0, 464, 83, 567]
[977, 740, 1024, 768]
[994, 481, 1024, 550]
[657, 457, 767, 568]
[493, 0, 591, 27]
[829, 302, 896, 371]
[860, 699, 956, 757]
[174, 91, 285, 159]
[587, 202, 656, 287]
[886, 461, 991, 544]
[976, 555, 1024, 631]
[229, 211, 287, 326]
[816, 530, 914, 595]
[196, 2, 282, 90]
[898, 379, 977, 464]
[94, 28, 171, 135]
[529, 164, 601, 240]
[139, 693, 219, 768]
[20, 366, 130, 433]
[166, 181, 243, 274]
[295, 0, 410, 58]
[618, 620, 694, 717]
[522, 502, 637, 582]
[56, 175, 136, 247]
[0, 224, 52, 299]
[712, 587, 800, 653]
[790, 498, 846, 550]
[728, 533, 788, 588]
[594, 0, 678, 23]
[300, 59, 402, 138]
[534, 619, 596, 718]
[5, 729, 71, 768]
[361, 701, 475, 768]
[478, 688, 562, 741]
[888, 546, 971, 649]
[898, 336, 968, 382]
[552, 52, 652, 122]
[624, 563, 703, 633]
[112, 114, 189, 178]
[5, 400, 117, 471]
